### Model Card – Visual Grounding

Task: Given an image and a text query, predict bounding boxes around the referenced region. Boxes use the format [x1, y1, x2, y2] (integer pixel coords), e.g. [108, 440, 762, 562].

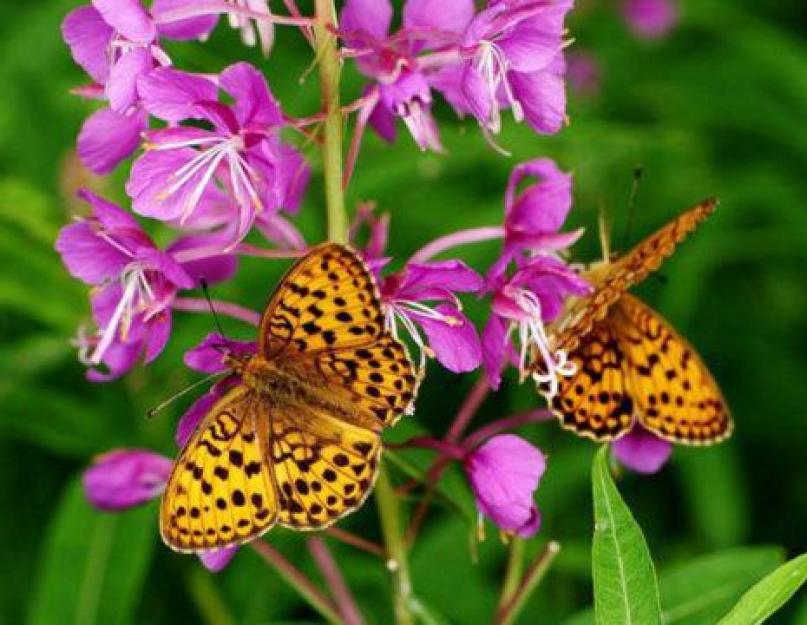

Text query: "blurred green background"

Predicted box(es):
[1, 0, 806, 623]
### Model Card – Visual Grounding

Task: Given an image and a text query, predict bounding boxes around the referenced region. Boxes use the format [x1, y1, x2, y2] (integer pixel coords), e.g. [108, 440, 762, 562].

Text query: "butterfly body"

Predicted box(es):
[160, 243, 418, 553]
[536, 199, 732, 446]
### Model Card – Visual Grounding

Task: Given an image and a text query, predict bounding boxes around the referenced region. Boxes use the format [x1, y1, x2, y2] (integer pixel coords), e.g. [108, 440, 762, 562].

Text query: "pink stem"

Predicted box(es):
[281, 0, 314, 45]
[409, 226, 505, 264]
[236, 243, 307, 260]
[389, 437, 467, 461]
[343, 88, 379, 191]
[462, 409, 553, 451]
[324, 527, 386, 558]
[308, 537, 365, 625]
[154, 0, 313, 27]
[172, 296, 260, 326]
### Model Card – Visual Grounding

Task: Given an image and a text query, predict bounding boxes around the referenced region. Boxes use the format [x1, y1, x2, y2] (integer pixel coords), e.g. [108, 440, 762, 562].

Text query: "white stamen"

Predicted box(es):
[474, 40, 523, 132]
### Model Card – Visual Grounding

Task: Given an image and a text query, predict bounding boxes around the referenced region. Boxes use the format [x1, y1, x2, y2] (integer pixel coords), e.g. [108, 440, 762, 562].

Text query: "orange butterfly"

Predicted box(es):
[160, 243, 419, 553]
[535, 198, 732, 445]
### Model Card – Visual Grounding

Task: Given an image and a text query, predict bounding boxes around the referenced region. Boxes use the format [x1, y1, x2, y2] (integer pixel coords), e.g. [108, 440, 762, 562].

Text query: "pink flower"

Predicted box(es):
[464, 434, 546, 537]
[127, 63, 309, 247]
[431, 0, 573, 136]
[83, 447, 237, 571]
[622, 0, 679, 40]
[612, 425, 673, 473]
[84, 448, 173, 510]
[55, 190, 235, 380]
[567, 50, 601, 98]
[482, 159, 590, 390]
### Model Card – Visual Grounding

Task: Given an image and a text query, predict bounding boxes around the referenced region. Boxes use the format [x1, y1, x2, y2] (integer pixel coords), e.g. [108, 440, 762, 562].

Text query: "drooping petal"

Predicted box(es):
[62, 6, 113, 84]
[199, 546, 238, 572]
[143, 311, 172, 363]
[403, 0, 473, 35]
[412, 305, 482, 373]
[612, 426, 673, 474]
[339, 0, 392, 41]
[508, 60, 567, 135]
[92, 0, 156, 43]
[184, 333, 257, 374]
[367, 99, 398, 143]
[77, 106, 147, 175]
[138, 66, 218, 122]
[219, 62, 284, 128]
[169, 234, 238, 285]
[152, 0, 219, 40]
[505, 157, 572, 234]
[83, 449, 173, 510]
[461, 64, 495, 129]
[107, 47, 154, 113]
[465, 434, 546, 536]
[481, 313, 508, 390]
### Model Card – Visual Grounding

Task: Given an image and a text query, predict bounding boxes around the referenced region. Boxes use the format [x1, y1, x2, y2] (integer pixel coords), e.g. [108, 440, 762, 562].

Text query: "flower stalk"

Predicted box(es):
[496, 541, 561, 625]
[314, 0, 347, 243]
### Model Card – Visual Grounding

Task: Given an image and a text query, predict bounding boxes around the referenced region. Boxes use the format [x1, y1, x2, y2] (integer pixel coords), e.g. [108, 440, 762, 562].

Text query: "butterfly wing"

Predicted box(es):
[160, 386, 279, 552]
[553, 198, 717, 355]
[259, 243, 419, 429]
[612, 293, 732, 445]
[539, 320, 635, 441]
[266, 403, 382, 530]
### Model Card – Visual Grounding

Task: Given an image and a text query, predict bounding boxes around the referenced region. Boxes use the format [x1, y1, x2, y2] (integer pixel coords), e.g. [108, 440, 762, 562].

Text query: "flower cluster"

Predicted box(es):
[56, 0, 678, 584]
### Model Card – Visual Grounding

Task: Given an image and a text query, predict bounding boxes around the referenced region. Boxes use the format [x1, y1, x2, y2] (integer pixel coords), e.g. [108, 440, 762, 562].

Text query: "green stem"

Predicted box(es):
[250, 540, 342, 624]
[313, 0, 347, 243]
[497, 541, 561, 625]
[376, 465, 414, 625]
[185, 567, 235, 625]
[497, 537, 525, 614]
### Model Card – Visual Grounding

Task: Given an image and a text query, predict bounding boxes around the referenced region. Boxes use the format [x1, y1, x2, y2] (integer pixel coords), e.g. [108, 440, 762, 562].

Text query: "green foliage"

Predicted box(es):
[591, 447, 662, 625]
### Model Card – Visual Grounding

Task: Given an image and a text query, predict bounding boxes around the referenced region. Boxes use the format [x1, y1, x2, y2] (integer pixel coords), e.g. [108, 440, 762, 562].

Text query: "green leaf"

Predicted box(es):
[27, 477, 156, 625]
[591, 446, 661, 625]
[716, 553, 807, 625]
[661, 547, 784, 624]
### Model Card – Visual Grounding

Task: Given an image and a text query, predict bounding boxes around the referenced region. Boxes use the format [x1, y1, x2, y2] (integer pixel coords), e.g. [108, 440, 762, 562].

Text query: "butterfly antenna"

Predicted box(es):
[597, 200, 612, 263]
[200, 278, 235, 355]
[620, 165, 643, 252]
[145, 371, 224, 419]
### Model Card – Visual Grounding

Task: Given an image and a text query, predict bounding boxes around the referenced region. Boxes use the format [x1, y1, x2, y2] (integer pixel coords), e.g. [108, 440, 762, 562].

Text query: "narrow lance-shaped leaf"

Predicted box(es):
[591, 445, 662, 625]
[717, 552, 807, 625]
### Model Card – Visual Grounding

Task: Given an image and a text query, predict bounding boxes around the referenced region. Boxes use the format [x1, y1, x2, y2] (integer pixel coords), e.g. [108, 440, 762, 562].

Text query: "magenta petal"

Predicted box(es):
[83, 449, 173, 510]
[219, 62, 284, 127]
[481, 314, 508, 391]
[368, 100, 397, 144]
[398, 260, 484, 299]
[86, 340, 142, 382]
[465, 434, 546, 535]
[138, 67, 218, 122]
[62, 6, 113, 84]
[199, 546, 238, 572]
[176, 390, 219, 446]
[184, 333, 257, 374]
[340, 0, 392, 41]
[79, 188, 145, 233]
[505, 157, 572, 231]
[462, 64, 494, 128]
[255, 212, 307, 250]
[516, 506, 541, 538]
[152, 0, 219, 40]
[498, 23, 560, 74]
[403, 0, 473, 35]
[509, 62, 567, 135]
[413, 305, 482, 373]
[92, 0, 156, 43]
[107, 48, 154, 113]
[143, 313, 172, 363]
[428, 63, 472, 116]
[612, 426, 673, 474]
[128, 148, 205, 222]
[56, 222, 131, 285]
[169, 235, 238, 285]
[77, 106, 147, 175]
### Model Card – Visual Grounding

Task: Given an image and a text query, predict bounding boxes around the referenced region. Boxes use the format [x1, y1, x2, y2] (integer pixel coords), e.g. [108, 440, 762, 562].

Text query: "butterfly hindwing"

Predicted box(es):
[160, 387, 279, 552]
[267, 404, 382, 530]
[259, 243, 386, 358]
[542, 320, 635, 441]
[612, 294, 732, 445]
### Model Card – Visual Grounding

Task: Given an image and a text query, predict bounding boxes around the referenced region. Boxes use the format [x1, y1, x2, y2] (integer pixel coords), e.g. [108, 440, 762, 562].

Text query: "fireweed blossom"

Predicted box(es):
[464, 434, 546, 537]
[482, 158, 590, 392]
[55, 190, 236, 380]
[83, 448, 237, 571]
[128, 62, 310, 248]
[62, 0, 219, 173]
[612, 425, 673, 474]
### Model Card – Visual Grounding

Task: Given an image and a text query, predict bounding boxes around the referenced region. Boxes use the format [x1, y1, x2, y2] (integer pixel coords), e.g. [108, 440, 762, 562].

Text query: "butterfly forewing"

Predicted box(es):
[267, 404, 382, 530]
[160, 387, 279, 552]
[612, 294, 732, 445]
